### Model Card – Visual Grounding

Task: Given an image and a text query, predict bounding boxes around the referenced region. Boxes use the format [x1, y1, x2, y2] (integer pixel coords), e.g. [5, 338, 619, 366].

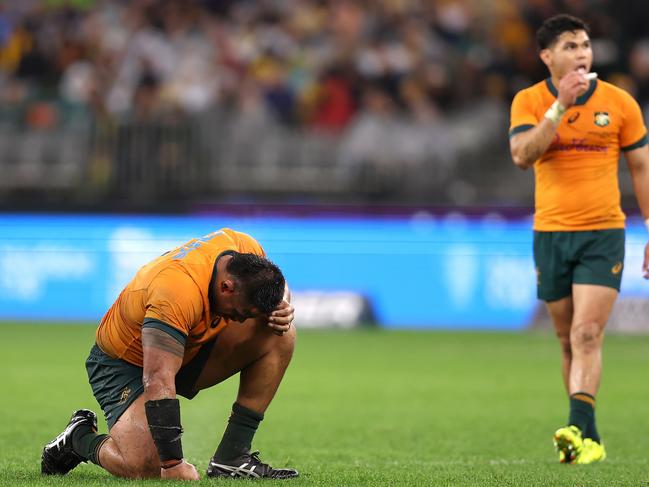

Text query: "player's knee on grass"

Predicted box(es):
[105, 439, 160, 479]
[124, 453, 160, 479]
[101, 426, 160, 478]
[98, 440, 160, 479]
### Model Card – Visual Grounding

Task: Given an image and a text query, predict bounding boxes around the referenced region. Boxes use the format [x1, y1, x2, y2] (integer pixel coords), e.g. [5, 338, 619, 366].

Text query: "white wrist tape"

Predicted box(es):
[545, 100, 566, 124]
[645, 218, 649, 234]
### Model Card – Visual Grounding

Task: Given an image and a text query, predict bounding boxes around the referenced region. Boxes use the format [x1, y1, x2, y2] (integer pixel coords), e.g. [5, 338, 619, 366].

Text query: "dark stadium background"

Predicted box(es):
[0, 0, 646, 330]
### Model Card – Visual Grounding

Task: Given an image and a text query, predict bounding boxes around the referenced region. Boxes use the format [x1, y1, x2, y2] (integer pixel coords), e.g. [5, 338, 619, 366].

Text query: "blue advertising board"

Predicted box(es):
[0, 213, 646, 329]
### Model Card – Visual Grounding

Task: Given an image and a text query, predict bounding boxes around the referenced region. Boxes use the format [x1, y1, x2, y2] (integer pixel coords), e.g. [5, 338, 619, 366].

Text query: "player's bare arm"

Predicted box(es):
[624, 145, 649, 278]
[511, 70, 590, 170]
[142, 327, 200, 480]
[283, 282, 292, 304]
[510, 119, 558, 169]
[142, 327, 185, 361]
[142, 327, 184, 397]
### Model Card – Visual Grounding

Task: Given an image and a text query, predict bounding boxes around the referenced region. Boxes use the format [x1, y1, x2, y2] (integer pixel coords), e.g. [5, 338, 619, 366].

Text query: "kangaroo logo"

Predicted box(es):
[594, 112, 610, 127]
[118, 387, 131, 405]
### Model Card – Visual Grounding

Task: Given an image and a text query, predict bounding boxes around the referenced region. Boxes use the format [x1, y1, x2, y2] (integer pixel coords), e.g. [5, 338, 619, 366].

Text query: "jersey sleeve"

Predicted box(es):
[509, 89, 539, 138]
[620, 91, 648, 151]
[144, 267, 204, 336]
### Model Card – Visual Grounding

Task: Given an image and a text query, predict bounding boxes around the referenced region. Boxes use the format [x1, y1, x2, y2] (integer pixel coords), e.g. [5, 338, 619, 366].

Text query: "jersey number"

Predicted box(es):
[172, 230, 223, 260]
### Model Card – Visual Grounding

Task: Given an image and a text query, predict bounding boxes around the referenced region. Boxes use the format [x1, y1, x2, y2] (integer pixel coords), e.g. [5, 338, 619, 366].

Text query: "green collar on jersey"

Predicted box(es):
[545, 77, 598, 106]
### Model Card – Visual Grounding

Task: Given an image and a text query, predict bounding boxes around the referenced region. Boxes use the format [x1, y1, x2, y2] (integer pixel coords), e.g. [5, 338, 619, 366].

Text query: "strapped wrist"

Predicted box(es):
[545, 100, 566, 124]
[645, 218, 649, 234]
[161, 459, 183, 469]
[145, 398, 184, 463]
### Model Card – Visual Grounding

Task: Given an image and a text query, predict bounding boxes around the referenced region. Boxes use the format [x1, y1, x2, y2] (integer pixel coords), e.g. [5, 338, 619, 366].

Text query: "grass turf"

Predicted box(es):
[1, 323, 648, 486]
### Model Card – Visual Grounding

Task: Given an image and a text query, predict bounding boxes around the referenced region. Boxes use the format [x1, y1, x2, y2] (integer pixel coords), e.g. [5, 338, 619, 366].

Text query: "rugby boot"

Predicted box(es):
[573, 438, 606, 464]
[207, 450, 299, 479]
[41, 409, 98, 475]
[553, 425, 584, 464]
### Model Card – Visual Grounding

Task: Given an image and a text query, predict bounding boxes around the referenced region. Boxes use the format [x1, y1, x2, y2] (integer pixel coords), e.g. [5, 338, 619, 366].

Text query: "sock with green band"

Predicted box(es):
[569, 392, 600, 443]
[71, 425, 109, 466]
[213, 402, 264, 462]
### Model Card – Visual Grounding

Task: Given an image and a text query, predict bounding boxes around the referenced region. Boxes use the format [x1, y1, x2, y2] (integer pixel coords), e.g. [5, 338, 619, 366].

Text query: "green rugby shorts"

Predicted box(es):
[86, 340, 217, 429]
[533, 229, 625, 302]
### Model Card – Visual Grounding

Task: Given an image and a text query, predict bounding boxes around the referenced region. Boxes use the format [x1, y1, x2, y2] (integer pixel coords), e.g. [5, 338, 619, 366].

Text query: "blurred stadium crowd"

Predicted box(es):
[1, 0, 649, 208]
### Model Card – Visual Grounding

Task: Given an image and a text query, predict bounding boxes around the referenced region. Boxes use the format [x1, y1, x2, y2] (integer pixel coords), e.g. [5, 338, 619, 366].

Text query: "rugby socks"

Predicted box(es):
[569, 392, 600, 443]
[213, 402, 264, 462]
[71, 425, 109, 465]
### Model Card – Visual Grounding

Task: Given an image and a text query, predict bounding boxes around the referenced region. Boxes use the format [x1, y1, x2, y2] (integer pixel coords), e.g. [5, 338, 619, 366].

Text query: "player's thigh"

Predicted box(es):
[571, 229, 622, 330]
[534, 231, 573, 301]
[190, 319, 288, 392]
[571, 284, 618, 328]
[86, 344, 145, 430]
[85, 346, 158, 473]
[108, 394, 159, 472]
[573, 229, 625, 293]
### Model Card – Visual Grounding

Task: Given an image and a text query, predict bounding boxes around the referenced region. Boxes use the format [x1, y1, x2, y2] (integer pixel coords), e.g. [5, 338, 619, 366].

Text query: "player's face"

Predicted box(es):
[219, 293, 261, 323]
[541, 30, 592, 80]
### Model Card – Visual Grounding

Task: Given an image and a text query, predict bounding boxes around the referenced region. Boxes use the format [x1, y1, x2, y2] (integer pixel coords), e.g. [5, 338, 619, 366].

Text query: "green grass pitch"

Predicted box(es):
[1, 323, 648, 486]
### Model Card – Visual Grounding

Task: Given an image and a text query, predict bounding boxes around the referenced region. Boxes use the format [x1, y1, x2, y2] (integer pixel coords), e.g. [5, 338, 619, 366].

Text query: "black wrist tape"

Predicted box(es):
[144, 398, 184, 462]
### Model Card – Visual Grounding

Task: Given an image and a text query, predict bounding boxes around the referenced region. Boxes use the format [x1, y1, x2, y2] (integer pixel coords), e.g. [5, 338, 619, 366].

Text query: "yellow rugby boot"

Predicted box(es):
[553, 425, 583, 464]
[573, 438, 606, 464]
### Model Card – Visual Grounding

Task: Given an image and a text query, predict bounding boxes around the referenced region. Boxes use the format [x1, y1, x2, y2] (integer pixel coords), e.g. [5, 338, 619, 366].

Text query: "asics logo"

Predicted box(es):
[209, 461, 260, 478]
[48, 422, 75, 450]
[51, 433, 66, 450]
[567, 112, 580, 123]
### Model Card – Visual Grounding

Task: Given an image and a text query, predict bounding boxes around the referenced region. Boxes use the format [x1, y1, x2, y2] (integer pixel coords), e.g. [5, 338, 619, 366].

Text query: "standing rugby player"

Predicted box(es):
[509, 14, 649, 464]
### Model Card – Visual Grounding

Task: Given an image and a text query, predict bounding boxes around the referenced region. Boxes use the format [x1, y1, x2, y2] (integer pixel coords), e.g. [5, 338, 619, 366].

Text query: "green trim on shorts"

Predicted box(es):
[533, 229, 625, 302]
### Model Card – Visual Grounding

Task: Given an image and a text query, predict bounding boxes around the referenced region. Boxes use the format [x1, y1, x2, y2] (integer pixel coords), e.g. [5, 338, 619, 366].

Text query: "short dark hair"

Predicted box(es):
[227, 252, 286, 314]
[536, 14, 590, 50]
